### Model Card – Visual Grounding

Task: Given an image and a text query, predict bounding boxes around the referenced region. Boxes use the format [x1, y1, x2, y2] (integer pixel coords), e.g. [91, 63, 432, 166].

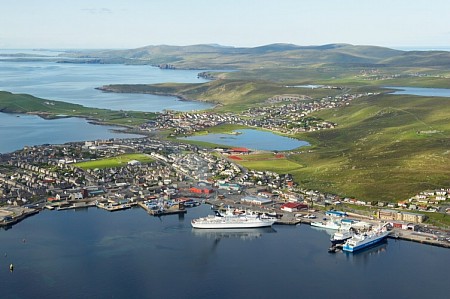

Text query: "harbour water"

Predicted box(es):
[1, 205, 449, 299]
[0, 112, 142, 154]
[179, 129, 309, 151]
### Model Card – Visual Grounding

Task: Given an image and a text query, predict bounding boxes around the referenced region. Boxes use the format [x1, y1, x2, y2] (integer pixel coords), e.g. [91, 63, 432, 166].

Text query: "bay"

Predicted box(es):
[0, 113, 142, 154]
[386, 86, 450, 97]
[179, 129, 309, 151]
[0, 50, 213, 112]
[0, 205, 449, 299]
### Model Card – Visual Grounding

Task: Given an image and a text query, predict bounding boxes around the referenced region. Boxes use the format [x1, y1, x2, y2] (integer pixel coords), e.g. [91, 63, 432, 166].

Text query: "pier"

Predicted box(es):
[96, 202, 134, 212]
[137, 202, 187, 216]
[389, 229, 450, 248]
[0, 206, 39, 227]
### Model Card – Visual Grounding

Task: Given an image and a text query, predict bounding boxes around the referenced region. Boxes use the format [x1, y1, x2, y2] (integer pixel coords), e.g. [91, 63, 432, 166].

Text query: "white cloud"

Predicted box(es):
[81, 8, 112, 14]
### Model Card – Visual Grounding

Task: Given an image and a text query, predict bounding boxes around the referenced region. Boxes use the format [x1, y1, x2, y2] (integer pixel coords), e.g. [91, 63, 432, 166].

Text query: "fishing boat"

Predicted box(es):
[311, 217, 341, 230]
[330, 228, 354, 245]
[330, 219, 359, 245]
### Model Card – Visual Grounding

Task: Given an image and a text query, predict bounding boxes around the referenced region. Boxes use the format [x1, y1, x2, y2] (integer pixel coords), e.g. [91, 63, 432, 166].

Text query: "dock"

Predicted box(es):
[389, 229, 450, 248]
[138, 202, 187, 216]
[275, 214, 301, 225]
[0, 207, 39, 227]
[96, 202, 134, 212]
[55, 201, 96, 210]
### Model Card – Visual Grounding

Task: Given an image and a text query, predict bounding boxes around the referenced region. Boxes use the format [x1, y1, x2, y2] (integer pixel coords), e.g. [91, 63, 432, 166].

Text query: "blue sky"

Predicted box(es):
[1, 0, 450, 49]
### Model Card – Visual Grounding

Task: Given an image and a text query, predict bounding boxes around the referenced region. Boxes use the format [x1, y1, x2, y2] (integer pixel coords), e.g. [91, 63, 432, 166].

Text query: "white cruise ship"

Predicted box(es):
[191, 214, 276, 229]
[342, 224, 390, 252]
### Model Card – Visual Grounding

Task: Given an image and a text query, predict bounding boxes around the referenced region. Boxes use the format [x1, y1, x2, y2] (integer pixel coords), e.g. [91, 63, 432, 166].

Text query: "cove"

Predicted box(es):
[0, 113, 142, 154]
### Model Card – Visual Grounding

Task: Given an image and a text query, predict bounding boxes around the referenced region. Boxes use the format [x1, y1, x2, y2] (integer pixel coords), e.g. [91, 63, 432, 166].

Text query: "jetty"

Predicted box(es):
[0, 206, 39, 227]
[389, 229, 450, 248]
[96, 201, 134, 212]
[138, 201, 186, 216]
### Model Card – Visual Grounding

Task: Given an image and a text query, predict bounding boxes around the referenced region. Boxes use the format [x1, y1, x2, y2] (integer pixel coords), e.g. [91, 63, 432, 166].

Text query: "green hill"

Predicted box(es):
[288, 93, 450, 202]
[0, 91, 155, 126]
[62, 43, 450, 70]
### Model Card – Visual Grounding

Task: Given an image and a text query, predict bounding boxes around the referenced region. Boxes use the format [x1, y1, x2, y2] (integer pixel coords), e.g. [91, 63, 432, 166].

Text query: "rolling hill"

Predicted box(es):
[62, 43, 450, 69]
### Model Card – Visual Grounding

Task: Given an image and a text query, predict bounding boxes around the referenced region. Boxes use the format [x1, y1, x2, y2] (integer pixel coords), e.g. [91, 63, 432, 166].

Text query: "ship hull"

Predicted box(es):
[331, 235, 352, 245]
[191, 216, 276, 229]
[342, 231, 390, 252]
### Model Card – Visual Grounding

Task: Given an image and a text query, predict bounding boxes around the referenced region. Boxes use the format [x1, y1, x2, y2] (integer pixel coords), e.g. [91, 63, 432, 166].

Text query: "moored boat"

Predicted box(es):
[330, 229, 354, 245]
[342, 223, 390, 252]
[191, 214, 276, 229]
[311, 217, 341, 230]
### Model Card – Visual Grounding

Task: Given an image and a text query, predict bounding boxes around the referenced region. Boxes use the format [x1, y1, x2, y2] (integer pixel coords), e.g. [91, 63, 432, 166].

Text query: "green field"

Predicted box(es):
[74, 154, 154, 170]
[232, 153, 305, 173]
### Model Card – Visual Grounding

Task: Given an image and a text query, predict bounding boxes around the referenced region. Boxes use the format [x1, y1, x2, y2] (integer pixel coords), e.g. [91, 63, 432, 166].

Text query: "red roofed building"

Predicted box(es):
[189, 187, 214, 194]
[230, 147, 250, 155]
[281, 202, 308, 212]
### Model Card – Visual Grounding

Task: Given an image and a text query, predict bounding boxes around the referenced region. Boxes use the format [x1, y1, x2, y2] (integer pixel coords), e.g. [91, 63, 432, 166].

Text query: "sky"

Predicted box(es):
[1, 0, 450, 50]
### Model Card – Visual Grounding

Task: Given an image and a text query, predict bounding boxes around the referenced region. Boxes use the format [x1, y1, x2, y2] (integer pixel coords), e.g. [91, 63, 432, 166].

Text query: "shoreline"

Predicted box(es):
[95, 85, 221, 109]
[2, 202, 449, 250]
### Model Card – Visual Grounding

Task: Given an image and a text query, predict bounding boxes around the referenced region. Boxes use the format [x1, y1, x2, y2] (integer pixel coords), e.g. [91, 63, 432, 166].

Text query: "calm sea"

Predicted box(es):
[0, 113, 142, 154]
[0, 49, 214, 153]
[0, 205, 449, 299]
[0, 50, 213, 112]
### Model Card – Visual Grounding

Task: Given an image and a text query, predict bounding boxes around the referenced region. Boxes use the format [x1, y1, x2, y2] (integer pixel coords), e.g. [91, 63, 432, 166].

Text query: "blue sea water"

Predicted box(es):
[0, 50, 213, 112]
[0, 113, 142, 154]
[0, 205, 449, 299]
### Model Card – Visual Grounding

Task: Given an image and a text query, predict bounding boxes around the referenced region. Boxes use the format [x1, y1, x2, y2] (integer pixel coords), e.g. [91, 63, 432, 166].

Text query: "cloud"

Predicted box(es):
[81, 8, 112, 14]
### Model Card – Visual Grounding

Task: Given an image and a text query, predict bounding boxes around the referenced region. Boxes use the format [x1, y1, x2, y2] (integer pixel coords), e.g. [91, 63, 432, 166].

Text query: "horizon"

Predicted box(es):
[2, 0, 450, 49]
[1, 43, 450, 52]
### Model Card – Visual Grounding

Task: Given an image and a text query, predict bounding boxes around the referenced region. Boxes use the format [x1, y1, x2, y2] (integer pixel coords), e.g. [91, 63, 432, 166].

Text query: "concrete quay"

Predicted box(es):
[390, 228, 450, 248]
[137, 202, 187, 216]
[96, 202, 134, 212]
[0, 206, 39, 227]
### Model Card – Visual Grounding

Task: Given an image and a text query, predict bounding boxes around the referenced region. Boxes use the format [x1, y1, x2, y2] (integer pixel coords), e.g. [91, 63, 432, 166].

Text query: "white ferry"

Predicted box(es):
[342, 224, 390, 252]
[191, 214, 276, 229]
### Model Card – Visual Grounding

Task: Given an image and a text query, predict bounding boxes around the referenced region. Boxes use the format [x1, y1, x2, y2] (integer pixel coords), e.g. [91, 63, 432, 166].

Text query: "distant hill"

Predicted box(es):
[61, 43, 450, 69]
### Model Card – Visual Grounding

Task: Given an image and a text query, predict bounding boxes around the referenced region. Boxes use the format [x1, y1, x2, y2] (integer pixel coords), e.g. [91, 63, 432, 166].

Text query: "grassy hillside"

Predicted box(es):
[98, 79, 345, 112]
[0, 91, 155, 126]
[64, 43, 450, 70]
[284, 93, 450, 202]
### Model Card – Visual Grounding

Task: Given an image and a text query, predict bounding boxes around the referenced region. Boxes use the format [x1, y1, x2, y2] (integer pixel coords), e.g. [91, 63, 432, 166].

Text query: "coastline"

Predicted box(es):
[95, 85, 221, 108]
